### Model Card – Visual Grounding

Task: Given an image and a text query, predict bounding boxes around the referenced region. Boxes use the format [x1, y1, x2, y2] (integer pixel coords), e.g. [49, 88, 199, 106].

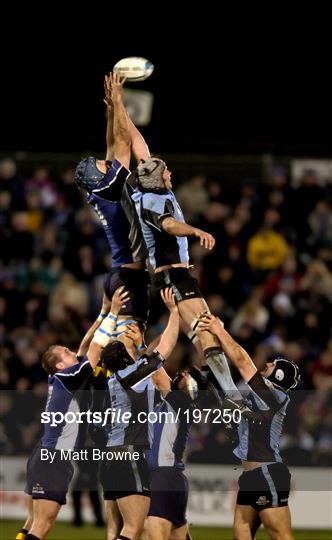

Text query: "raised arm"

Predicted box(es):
[197, 314, 282, 411]
[162, 217, 215, 250]
[126, 112, 150, 162]
[103, 74, 115, 161]
[88, 287, 130, 367]
[110, 70, 131, 169]
[197, 314, 257, 381]
[76, 293, 112, 358]
[155, 288, 180, 359]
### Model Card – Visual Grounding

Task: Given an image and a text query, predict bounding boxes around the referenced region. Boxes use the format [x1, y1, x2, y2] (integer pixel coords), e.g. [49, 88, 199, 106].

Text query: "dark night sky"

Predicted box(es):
[2, 19, 331, 156]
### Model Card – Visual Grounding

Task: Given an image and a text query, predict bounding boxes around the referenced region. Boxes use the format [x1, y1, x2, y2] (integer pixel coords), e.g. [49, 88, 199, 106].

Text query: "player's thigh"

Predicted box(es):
[177, 298, 220, 348]
[146, 515, 173, 540]
[259, 506, 294, 540]
[177, 297, 209, 323]
[234, 504, 260, 540]
[117, 493, 150, 528]
[32, 498, 61, 525]
[169, 522, 190, 540]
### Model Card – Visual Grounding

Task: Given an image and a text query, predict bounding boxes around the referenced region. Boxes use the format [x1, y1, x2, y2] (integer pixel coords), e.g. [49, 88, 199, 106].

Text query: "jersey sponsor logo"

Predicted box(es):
[255, 495, 270, 506]
[280, 498, 289, 503]
[184, 291, 195, 296]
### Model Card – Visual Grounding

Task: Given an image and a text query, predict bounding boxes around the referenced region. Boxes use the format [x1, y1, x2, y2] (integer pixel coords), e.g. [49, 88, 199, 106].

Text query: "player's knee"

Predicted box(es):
[233, 525, 252, 540]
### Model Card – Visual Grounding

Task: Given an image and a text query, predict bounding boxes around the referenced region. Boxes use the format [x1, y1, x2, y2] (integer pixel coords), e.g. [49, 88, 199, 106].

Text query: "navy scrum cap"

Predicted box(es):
[266, 358, 300, 391]
[74, 156, 105, 191]
[135, 157, 167, 191]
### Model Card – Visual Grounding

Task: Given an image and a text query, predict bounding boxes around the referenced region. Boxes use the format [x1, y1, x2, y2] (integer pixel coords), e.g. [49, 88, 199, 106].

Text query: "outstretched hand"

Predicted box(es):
[124, 323, 143, 349]
[193, 228, 215, 250]
[111, 286, 131, 314]
[160, 287, 178, 313]
[110, 69, 126, 102]
[197, 313, 224, 335]
[103, 74, 113, 108]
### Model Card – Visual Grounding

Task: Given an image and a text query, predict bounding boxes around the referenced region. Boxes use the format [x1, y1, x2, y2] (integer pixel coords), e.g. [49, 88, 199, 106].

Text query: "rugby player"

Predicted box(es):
[129, 157, 249, 410]
[197, 313, 300, 540]
[95, 287, 179, 540]
[74, 70, 151, 357]
[18, 293, 117, 540]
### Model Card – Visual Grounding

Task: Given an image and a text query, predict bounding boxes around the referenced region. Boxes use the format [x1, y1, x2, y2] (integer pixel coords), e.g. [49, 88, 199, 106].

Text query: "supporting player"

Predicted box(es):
[94, 288, 179, 540]
[197, 313, 299, 540]
[145, 370, 199, 540]
[18, 294, 115, 540]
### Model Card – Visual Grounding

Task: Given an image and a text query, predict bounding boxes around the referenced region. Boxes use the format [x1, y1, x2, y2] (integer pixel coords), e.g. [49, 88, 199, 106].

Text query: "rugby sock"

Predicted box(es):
[204, 347, 243, 401]
[15, 529, 28, 540]
[25, 535, 41, 540]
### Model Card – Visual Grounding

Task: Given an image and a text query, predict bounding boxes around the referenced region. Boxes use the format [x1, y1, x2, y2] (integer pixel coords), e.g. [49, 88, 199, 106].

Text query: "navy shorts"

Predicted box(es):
[148, 467, 188, 528]
[25, 446, 74, 505]
[104, 267, 150, 323]
[152, 267, 203, 303]
[100, 447, 151, 500]
[237, 462, 291, 511]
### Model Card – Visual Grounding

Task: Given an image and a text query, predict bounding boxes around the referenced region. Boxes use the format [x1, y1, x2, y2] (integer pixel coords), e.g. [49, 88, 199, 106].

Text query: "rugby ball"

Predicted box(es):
[113, 57, 154, 82]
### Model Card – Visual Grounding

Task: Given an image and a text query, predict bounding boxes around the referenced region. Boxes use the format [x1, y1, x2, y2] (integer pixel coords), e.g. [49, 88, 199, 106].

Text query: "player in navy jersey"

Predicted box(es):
[197, 313, 300, 540]
[97, 287, 179, 540]
[17, 293, 119, 540]
[145, 371, 198, 540]
[130, 157, 250, 414]
[74, 71, 151, 356]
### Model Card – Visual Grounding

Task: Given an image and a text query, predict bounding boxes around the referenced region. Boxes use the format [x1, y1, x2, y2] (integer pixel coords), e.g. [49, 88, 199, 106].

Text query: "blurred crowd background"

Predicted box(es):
[1, 154, 331, 467]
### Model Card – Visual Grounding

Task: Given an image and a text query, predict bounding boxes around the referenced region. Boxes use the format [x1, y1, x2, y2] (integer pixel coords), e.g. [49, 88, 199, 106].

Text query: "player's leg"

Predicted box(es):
[15, 495, 33, 539]
[233, 504, 261, 540]
[153, 268, 242, 401]
[117, 494, 151, 539]
[169, 522, 191, 540]
[145, 516, 173, 540]
[259, 506, 294, 540]
[105, 499, 123, 540]
[177, 297, 243, 401]
[27, 499, 61, 539]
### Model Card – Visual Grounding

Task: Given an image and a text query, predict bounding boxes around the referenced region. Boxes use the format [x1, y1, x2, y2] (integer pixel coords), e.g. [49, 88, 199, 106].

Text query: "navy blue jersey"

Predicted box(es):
[104, 352, 164, 448]
[41, 358, 93, 450]
[131, 188, 189, 269]
[146, 391, 193, 470]
[88, 159, 147, 267]
[234, 375, 289, 463]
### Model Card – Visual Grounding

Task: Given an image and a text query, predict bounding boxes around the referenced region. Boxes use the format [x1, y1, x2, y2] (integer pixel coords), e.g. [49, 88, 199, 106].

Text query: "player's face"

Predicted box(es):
[260, 361, 276, 377]
[163, 167, 172, 189]
[55, 346, 78, 369]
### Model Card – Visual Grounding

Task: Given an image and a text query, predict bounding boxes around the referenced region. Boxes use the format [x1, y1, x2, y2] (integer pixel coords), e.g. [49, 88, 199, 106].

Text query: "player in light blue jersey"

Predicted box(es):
[99, 288, 179, 540]
[145, 371, 198, 540]
[130, 157, 252, 418]
[197, 313, 300, 540]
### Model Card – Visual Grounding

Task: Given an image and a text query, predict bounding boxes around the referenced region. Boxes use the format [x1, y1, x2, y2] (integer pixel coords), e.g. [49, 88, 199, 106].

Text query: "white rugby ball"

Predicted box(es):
[113, 57, 154, 82]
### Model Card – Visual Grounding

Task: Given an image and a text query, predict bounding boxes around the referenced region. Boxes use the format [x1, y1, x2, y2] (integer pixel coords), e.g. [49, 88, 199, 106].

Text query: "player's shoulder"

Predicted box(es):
[262, 376, 288, 402]
[56, 357, 90, 377]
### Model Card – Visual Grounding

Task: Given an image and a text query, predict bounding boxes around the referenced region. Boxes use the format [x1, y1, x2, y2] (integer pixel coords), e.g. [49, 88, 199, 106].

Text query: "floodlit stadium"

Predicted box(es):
[1, 46, 332, 540]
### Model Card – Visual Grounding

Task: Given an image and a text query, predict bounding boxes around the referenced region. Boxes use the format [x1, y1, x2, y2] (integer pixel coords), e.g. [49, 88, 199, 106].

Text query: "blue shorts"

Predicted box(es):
[104, 267, 150, 323]
[148, 467, 188, 528]
[25, 446, 74, 505]
[237, 462, 291, 511]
